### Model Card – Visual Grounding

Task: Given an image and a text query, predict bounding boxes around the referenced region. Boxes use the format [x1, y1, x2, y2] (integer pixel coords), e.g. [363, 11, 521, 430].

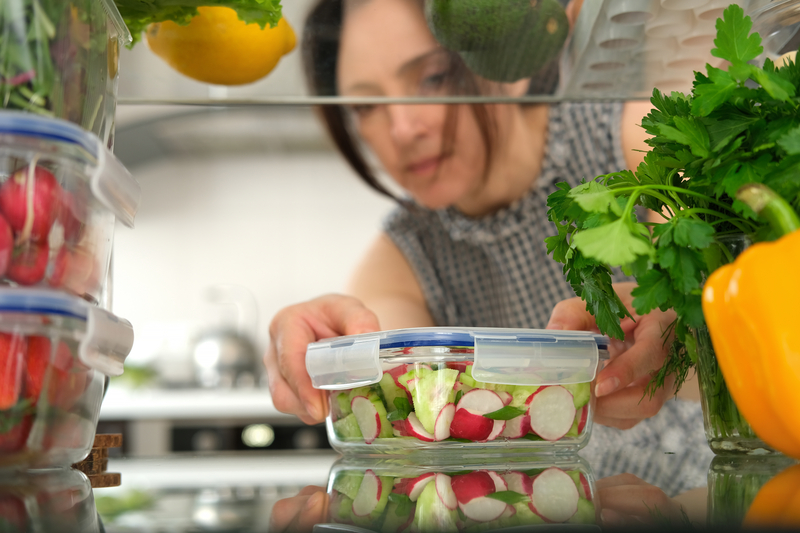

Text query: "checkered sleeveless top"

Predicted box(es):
[383, 101, 713, 495]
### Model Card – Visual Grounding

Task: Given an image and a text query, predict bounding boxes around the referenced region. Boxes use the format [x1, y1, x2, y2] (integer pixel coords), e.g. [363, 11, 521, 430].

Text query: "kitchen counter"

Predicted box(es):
[3, 447, 798, 532]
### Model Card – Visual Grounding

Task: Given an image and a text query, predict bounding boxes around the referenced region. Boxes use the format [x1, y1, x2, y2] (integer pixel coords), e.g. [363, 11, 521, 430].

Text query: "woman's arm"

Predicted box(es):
[621, 100, 652, 171]
[347, 232, 435, 330]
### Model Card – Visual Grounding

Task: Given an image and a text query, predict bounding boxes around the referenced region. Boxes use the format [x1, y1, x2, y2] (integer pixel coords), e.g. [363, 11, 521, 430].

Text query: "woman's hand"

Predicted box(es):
[546, 282, 677, 429]
[597, 473, 688, 527]
[269, 486, 328, 533]
[264, 294, 380, 424]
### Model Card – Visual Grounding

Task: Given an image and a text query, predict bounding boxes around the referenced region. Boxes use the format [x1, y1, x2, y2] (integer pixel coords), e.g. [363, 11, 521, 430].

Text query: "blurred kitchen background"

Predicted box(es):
[99, 1, 396, 456]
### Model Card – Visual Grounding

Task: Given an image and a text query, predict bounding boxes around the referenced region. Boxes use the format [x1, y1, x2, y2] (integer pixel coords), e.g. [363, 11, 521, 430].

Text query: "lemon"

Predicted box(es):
[145, 7, 296, 86]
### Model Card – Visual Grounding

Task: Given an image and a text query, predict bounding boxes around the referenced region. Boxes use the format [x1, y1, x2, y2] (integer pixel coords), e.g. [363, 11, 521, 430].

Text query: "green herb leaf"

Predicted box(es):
[777, 125, 800, 156]
[692, 67, 737, 117]
[711, 5, 762, 65]
[388, 493, 414, 517]
[569, 181, 622, 215]
[483, 406, 526, 420]
[387, 398, 412, 421]
[572, 217, 652, 266]
[486, 491, 530, 505]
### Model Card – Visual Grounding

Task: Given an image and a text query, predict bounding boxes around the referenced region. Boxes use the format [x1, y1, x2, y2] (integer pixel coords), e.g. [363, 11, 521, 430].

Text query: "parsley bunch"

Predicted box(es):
[545, 4, 800, 395]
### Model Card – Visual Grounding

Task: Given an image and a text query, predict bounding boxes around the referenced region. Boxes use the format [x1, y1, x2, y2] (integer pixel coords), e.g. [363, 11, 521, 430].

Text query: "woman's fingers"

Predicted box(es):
[269, 487, 328, 533]
[265, 294, 380, 423]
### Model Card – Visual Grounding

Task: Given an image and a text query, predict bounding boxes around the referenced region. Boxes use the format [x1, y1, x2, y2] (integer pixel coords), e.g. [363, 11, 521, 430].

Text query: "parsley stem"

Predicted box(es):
[680, 208, 757, 233]
[610, 185, 738, 214]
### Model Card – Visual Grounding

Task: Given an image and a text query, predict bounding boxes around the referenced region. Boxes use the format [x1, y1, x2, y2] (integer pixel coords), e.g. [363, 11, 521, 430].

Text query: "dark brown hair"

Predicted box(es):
[301, 0, 498, 202]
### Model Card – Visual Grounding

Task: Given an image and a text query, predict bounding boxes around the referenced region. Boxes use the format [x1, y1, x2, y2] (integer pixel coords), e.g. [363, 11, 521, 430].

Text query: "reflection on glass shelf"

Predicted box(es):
[117, 0, 793, 105]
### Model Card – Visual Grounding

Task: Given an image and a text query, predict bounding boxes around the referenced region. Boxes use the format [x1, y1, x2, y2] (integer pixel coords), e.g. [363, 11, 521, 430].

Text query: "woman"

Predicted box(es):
[265, 0, 711, 489]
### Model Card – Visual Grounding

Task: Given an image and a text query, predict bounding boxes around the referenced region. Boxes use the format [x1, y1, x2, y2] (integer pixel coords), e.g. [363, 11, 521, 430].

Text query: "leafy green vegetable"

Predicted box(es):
[387, 493, 414, 517]
[114, 0, 283, 45]
[387, 397, 413, 422]
[545, 4, 800, 396]
[486, 491, 530, 505]
[483, 405, 526, 420]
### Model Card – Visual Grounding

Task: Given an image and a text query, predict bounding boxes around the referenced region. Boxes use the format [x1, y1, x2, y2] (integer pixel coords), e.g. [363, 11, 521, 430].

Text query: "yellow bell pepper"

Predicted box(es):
[702, 184, 800, 459]
[745, 463, 800, 527]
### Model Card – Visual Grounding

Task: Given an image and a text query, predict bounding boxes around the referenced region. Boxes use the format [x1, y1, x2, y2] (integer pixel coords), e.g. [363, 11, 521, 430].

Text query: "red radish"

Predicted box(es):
[7, 241, 48, 285]
[351, 396, 382, 444]
[449, 408, 494, 441]
[0, 333, 26, 410]
[497, 391, 512, 406]
[0, 165, 61, 242]
[576, 404, 589, 434]
[393, 473, 434, 502]
[486, 420, 506, 441]
[576, 472, 592, 500]
[404, 412, 435, 442]
[25, 337, 88, 410]
[435, 474, 457, 510]
[445, 361, 470, 373]
[406, 378, 418, 395]
[352, 469, 382, 517]
[57, 189, 86, 244]
[387, 364, 410, 391]
[433, 403, 455, 441]
[451, 471, 496, 505]
[527, 386, 577, 441]
[47, 246, 98, 297]
[500, 414, 531, 439]
[456, 389, 505, 413]
[529, 467, 579, 523]
[501, 471, 533, 497]
[450, 474, 508, 524]
[0, 214, 12, 276]
[487, 471, 508, 492]
[392, 419, 410, 437]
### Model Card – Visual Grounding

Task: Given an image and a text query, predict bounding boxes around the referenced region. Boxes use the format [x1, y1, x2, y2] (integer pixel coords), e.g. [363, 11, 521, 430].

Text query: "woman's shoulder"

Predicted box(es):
[383, 203, 441, 235]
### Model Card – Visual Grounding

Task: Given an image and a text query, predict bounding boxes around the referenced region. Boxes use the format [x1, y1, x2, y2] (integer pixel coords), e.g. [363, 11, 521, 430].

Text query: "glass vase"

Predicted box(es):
[694, 234, 777, 454]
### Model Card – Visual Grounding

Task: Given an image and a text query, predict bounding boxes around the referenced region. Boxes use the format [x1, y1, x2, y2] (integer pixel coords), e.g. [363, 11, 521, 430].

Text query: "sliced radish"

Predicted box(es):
[352, 470, 382, 517]
[486, 420, 506, 441]
[456, 389, 504, 413]
[392, 419, 410, 437]
[394, 473, 434, 502]
[577, 472, 592, 500]
[405, 412, 435, 442]
[576, 404, 589, 434]
[435, 474, 457, 510]
[407, 378, 418, 395]
[459, 497, 508, 522]
[387, 364, 410, 391]
[445, 361, 470, 373]
[527, 386, 577, 441]
[487, 471, 508, 492]
[497, 391, 513, 406]
[529, 467, 579, 523]
[451, 471, 496, 504]
[500, 414, 531, 439]
[501, 471, 532, 496]
[449, 408, 493, 441]
[434, 403, 455, 441]
[351, 396, 382, 444]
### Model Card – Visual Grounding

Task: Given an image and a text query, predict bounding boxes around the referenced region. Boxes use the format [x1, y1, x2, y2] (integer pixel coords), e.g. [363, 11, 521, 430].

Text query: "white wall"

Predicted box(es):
[111, 149, 394, 368]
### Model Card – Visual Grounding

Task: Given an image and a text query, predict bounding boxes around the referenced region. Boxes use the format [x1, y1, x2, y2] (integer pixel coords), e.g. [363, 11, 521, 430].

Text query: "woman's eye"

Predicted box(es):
[419, 72, 448, 94]
[351, 104, 376, 117]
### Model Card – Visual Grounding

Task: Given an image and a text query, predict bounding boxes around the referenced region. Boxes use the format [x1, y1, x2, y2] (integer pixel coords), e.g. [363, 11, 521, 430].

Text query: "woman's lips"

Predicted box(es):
[406, 154, 447, 176]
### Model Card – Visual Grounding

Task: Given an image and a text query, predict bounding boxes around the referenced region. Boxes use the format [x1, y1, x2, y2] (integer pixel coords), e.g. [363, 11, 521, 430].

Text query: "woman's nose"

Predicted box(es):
[386, 104, 427, 145]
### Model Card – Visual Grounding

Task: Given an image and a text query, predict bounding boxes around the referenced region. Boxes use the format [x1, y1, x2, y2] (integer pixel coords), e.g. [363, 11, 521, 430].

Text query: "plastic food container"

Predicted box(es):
[0, 112, 141, 306]
[0, 468, 101, 533]
[306, 327, 609, 456]
[323, 456, 597, 529]
[0, 288, 134, 471]
[0, 0, 131, 146]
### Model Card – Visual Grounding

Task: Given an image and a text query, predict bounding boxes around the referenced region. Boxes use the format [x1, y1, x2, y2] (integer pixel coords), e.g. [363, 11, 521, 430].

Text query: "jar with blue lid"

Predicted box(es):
[305, 327, 609, 456]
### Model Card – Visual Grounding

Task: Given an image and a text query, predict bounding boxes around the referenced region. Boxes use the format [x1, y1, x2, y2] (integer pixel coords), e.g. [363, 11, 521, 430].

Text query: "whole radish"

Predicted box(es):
[0, 165, 61, 243]
[7, 242, 48, 285]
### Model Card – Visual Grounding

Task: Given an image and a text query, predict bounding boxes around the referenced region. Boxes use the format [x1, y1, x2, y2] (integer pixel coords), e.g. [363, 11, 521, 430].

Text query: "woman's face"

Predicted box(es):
[336, 0, 489, 210]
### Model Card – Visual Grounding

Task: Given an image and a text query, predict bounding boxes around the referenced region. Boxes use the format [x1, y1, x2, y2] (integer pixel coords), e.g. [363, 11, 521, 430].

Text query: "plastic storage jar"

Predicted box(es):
[0, 0, 131, 147]
[0, 112, 140, 306]
[0, 468, 101, 533]
[306, 327, 609, 456]
[323, 456, 597, 529]
[0, 288, 133, 471]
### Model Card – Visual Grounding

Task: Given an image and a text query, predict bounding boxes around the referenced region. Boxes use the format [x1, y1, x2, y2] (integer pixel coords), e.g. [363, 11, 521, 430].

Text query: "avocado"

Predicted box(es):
[425, 0, 530, 51]
[459, 0, 569, 83]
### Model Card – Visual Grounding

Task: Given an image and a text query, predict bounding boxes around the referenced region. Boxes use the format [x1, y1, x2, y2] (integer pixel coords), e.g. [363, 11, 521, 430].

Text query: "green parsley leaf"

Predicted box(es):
[572, 218, 652, 266]
[387, 398, 412, 421]
[568, 181, 622, 215]
[777, 125, 800, 155]
[711, 5, 762, 64]
[387, 493, 414, 517]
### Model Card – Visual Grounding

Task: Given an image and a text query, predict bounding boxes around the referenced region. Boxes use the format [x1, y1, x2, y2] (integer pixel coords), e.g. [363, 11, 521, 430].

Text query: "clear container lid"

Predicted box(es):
[0, 112, 141, 228]
[0, 288, 134, 376]
[307, 327, 610, 391]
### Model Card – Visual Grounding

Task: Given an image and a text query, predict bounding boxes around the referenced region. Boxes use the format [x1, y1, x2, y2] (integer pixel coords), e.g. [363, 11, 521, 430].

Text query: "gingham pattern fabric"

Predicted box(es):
[383, 101, 713, 496]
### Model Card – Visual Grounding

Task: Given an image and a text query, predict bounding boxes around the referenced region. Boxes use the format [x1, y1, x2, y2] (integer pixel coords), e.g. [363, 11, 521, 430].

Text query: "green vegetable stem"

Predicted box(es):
[545, 4, 800, 397]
